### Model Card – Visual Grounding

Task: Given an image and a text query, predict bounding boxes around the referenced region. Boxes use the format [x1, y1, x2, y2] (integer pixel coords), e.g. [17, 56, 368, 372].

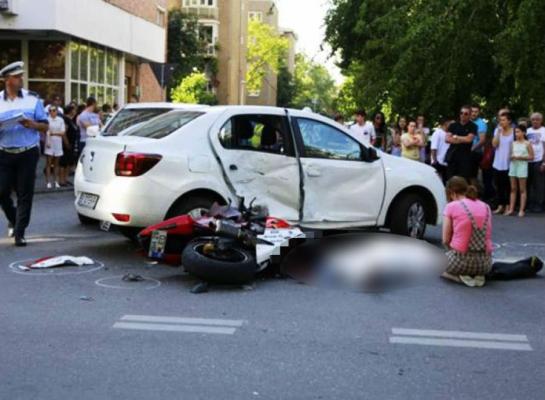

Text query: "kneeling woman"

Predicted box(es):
[442, 177, 493, 287]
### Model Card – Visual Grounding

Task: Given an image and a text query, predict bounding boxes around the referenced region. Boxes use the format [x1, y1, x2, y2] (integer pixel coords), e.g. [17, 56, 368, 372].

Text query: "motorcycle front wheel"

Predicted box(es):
[181, 238, 257, 284]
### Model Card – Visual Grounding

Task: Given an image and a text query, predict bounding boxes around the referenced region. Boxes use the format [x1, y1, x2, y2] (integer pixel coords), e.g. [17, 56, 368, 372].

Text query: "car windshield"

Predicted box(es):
[102, 108, 171, 136]
[125, 111, 204, 139]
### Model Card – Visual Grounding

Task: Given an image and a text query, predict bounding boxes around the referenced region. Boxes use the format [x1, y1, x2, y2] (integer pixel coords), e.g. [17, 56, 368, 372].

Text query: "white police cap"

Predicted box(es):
[0, 61, 24, 78]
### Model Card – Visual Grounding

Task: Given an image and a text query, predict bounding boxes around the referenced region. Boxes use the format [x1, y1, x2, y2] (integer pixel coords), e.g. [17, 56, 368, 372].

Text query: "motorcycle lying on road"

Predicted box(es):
[137, 199, 305, 287]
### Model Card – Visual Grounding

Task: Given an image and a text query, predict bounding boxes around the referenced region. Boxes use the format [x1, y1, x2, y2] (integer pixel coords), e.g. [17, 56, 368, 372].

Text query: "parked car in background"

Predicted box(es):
[75, 106, 446, 239]
[100, 102, 208, 137]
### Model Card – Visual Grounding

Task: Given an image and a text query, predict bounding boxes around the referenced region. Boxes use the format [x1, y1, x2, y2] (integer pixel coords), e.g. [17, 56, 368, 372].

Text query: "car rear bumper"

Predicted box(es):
[74, 168, 173, 227]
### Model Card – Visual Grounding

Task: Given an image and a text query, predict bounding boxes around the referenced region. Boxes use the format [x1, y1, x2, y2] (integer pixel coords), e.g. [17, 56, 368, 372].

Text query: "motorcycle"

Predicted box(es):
[137, 199, 305, 285]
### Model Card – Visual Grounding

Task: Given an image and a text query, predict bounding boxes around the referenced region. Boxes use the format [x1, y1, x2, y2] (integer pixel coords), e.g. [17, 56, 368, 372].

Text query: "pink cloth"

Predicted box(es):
[444, 199, 493, 254]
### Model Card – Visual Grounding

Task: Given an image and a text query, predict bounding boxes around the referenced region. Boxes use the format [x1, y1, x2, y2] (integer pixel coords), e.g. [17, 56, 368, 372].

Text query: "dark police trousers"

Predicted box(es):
[0, 146, 40, 237]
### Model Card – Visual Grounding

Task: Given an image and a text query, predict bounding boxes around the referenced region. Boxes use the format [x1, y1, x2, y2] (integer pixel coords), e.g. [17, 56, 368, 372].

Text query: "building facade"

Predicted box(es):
[170, 0, 294, 106]
[0, 0, 168, 105]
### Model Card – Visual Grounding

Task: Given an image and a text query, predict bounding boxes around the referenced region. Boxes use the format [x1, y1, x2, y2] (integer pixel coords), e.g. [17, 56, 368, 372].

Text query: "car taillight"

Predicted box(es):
[115, 152, 162, 177]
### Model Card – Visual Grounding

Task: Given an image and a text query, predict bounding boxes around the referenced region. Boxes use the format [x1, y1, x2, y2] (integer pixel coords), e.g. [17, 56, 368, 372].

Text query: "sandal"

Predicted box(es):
[503, 210, 513, 216]
[493, 206, 504, 214]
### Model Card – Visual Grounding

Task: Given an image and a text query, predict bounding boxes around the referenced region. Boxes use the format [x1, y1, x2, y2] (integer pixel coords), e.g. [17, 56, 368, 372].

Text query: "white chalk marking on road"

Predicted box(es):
[392, 328, 528, 342]
[389, 337, 532, 351]
[121, 315, 245, 327]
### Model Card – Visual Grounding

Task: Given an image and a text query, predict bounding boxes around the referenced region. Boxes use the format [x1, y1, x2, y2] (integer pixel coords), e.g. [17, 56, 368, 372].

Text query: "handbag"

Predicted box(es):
[479, 144, 494, 170]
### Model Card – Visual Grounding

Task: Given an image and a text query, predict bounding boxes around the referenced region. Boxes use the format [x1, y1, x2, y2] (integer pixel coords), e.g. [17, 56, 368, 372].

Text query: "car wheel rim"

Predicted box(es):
[407, 203, 425, 238]
[187, 208, 208, 219]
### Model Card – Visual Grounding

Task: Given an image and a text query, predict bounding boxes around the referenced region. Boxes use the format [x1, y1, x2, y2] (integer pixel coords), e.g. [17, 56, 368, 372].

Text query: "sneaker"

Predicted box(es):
[14, 236, 27, 247]
[474, 276, 486, 287]
[7, 224, 15, 238]
[46, 182, 52, 189]
[459, 275, 478, 287]
[55, 182, 61, 189]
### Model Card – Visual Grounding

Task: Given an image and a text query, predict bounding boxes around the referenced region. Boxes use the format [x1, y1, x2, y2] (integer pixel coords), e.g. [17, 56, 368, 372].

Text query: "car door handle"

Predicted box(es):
[229, 164, 238, 171]
[306, 165, 321, 177]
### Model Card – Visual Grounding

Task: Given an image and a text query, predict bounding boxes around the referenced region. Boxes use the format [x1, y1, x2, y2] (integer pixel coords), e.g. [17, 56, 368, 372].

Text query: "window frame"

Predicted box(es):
[293, 117, 368, 162]
[218, 114, 295, 157]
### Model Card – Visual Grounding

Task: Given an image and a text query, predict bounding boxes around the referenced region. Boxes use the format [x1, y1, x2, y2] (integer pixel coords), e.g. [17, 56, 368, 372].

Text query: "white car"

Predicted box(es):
[75, 106, 446, 239]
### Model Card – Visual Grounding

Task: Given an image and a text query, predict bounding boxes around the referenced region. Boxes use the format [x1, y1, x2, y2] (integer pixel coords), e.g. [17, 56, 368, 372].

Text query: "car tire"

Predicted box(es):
[166, 196, 219, 220]
[182, 238, 258, 284]
[389, 194, 427, 239]
[78, 213, 97, 225]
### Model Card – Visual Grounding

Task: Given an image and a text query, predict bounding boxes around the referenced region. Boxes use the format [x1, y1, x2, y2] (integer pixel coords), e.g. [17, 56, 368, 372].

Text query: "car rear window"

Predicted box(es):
[102, 108, 171, 136]
[125, 111, 204, 139]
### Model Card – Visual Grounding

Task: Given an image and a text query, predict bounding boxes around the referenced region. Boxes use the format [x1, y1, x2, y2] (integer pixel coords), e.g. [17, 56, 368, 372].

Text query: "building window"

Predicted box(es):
[183, 0, 216, 7]
[70, 40, 120, 105]
[156, 5, 166, 27]
[28, 41, 66, 101]
[248, 11, 263, 22]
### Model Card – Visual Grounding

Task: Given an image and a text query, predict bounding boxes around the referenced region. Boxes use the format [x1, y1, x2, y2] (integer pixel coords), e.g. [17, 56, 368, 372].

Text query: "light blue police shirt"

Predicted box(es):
[0, 89, 48, 148]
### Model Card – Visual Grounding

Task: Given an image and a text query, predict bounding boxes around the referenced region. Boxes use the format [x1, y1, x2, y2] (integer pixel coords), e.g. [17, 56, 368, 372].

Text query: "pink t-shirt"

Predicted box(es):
[444, 199, 493, 254]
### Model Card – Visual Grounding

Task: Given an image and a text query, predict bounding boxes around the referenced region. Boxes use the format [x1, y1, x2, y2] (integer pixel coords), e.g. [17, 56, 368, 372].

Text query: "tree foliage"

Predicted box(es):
[291, 54, 337, 114]
[246, 19, 289, 93]
[325, 0, 545, 120]
[276, 61, 296, 108]
[170, 72, 217, 105]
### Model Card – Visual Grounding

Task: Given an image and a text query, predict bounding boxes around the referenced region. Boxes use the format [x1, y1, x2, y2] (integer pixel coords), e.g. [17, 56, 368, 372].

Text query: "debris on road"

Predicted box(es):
[28, 256, 95, 269]
[79, 296, 94, 301]
[122, 273, 145, 282]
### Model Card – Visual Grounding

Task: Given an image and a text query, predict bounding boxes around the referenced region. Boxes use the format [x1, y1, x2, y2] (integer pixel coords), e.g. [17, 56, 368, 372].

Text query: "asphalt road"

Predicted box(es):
[1, 192, 544, 400]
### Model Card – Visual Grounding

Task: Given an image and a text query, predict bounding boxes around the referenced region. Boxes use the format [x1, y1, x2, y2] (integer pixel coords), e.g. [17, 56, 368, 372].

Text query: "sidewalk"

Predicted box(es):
[34, 155, 74, 195]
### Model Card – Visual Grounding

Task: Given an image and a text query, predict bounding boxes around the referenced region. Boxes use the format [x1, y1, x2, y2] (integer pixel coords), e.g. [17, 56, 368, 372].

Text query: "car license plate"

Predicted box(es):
[149, 230, 168, 259]
[77, 193, 99, 210]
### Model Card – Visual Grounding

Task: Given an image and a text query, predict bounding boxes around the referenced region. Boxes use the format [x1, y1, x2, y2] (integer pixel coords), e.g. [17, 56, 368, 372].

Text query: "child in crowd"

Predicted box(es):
[44, 106, 66, 189]
[506, 125, 534, 217]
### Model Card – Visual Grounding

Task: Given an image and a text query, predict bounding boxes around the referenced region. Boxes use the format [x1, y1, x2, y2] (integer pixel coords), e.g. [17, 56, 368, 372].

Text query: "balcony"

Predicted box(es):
[182, 6, 219, 21]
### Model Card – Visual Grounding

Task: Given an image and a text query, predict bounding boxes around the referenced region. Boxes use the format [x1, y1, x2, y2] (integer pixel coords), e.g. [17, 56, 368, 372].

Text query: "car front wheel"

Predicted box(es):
[389, 194, 427, 239]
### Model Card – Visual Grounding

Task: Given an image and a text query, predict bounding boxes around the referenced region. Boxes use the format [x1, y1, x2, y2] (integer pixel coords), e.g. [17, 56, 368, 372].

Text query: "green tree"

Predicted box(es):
[292, 54, 337, 115]
[276, 60, 296, 108]
[333, 76, 358, 118]
[167, 10, 218, 96]
[246, 19, 289, 93]
[170, 72, 217, 105]
[325, 0, 545, 120]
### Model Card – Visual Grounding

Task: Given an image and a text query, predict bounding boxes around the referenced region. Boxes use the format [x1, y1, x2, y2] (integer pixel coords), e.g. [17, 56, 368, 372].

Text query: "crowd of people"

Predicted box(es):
[339, 105, 545, 217]
[40, 95, 116, 189]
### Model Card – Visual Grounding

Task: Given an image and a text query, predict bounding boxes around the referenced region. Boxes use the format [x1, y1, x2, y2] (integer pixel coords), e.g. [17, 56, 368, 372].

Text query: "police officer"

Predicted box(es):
[0, 61, 49, 246]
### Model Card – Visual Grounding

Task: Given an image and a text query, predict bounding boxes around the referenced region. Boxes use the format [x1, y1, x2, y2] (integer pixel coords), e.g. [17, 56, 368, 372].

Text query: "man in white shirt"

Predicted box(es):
[430, 117, 451, 183]
[349, 109, 376, 146]
[44, 95, 64, 115]
[527, 112, 545, 212]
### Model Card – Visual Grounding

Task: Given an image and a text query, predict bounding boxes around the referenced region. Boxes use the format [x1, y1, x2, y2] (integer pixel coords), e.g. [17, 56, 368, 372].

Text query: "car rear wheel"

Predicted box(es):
[166, 196, 220, 220]
[389, 194, 427, 239]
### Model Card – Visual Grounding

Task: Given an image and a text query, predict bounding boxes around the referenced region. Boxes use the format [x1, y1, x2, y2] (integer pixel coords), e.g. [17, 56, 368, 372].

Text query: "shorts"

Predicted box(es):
[508, 161, 528, 178]
[44, 136, 63, 157]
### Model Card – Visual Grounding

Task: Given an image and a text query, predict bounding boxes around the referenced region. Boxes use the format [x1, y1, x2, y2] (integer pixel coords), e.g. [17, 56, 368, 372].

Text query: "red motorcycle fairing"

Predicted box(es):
[138, 214, 195, 238]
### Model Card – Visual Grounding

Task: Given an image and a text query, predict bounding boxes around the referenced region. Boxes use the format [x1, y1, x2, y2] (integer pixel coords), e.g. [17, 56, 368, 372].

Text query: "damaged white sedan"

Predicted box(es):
[74, 106, 446, 239]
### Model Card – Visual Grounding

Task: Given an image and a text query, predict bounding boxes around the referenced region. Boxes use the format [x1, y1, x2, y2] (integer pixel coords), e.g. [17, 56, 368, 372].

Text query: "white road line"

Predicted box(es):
[113, 322, 237, 335]
[392, 328, 528, 342]
[121, 315, 244, 327]
[389, 337, 533, 351]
